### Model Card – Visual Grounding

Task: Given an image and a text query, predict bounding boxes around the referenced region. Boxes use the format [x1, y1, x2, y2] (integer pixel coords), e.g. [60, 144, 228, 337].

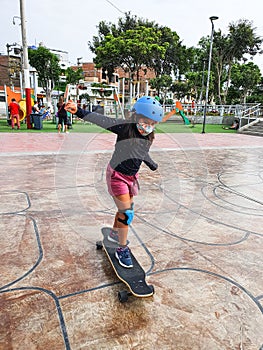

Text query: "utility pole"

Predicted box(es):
[20, 0, 32, 128]
[202, 16, 219, 134]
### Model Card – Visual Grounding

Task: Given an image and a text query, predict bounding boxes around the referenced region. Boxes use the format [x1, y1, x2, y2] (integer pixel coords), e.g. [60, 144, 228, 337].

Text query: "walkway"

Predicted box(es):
[0, 132, 262, 350]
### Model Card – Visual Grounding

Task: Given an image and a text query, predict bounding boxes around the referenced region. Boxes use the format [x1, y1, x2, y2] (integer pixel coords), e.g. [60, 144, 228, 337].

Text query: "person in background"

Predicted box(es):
[39, 105, 46, 114]
[32, 100, 40, 113]
[57, 97, 69, 133]
[222, 119, 239, 130]
[8, 98, 21, 130]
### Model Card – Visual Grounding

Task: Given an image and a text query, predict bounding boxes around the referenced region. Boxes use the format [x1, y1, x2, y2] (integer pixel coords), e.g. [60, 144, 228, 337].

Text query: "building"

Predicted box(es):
[0, 44, 158, 116]
[0, 54, 21, 88]
[73, 61, 157, 103]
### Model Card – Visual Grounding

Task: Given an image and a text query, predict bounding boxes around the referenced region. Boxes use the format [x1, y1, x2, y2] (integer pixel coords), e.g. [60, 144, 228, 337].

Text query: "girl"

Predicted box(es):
[65, 96, 163, 268]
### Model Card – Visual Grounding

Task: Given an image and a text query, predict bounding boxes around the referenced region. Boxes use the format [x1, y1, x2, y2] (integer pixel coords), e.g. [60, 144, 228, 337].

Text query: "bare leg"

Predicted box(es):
[11, 115, 15, 129]
[16, 115, 20, 129]
[112, 213, 119, 232]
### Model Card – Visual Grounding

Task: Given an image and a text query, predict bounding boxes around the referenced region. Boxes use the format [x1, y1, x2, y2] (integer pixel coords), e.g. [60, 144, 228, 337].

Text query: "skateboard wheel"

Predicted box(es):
[118, 290, 129, 303]
[96, 241, 103, 250]
[149, 285, 155, 294]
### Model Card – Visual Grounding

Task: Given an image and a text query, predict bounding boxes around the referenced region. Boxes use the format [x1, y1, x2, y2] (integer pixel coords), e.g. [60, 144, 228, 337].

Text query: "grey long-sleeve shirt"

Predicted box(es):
[76, 108, 157, 175]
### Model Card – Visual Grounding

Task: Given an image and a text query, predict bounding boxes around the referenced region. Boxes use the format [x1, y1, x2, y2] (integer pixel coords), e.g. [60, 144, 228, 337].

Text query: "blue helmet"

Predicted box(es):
[131, 96, 164, 122]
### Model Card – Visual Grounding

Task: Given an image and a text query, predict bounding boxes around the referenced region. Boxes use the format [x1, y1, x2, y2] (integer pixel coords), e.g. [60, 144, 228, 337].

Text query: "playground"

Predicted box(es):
[0, 131, 262, 349]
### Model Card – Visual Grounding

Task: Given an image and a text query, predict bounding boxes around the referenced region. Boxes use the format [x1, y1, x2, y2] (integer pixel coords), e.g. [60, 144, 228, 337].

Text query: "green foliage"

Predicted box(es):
[87, 13, 263, 105]
[89, 12, 181, 81]
[149, 75, 172, 96]
[28, 46, 61, 97]
[65, 67, 84, 84]
[170, 81, 191, 99]
[198, 20, 263, 104]
[80, 93, 91, 102]
[246, 92, 263, 104]
[228, 19, 262, 59]
[91, 83, 112, 97]
[230, 62, 261, 103]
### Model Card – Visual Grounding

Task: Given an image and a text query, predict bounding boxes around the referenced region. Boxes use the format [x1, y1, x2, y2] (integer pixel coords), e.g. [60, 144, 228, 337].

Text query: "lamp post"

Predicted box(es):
[198, 58, 206, 104]
[202, 16, 219, 134]
[19, 0, 32, 129]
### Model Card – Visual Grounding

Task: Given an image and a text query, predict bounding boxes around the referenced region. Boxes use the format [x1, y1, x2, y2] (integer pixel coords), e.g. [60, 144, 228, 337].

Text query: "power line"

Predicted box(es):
[105, 0, 125, 14]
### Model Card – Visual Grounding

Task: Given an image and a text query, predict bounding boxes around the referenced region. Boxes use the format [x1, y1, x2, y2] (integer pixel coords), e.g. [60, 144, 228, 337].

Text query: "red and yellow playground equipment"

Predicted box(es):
[5, 86, 34, 122]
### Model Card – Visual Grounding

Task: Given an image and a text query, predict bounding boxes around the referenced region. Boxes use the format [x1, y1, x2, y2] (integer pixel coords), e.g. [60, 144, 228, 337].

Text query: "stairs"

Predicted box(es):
[238, 118, 263, 137]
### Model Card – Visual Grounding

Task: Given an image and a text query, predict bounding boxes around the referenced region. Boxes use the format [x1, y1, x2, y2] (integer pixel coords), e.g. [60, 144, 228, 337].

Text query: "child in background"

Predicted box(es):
[8, 98, 21, 130]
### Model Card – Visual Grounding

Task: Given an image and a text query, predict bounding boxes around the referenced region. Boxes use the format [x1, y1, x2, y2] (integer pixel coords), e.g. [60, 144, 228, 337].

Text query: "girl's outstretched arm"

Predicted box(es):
[65, 100, 127, 132]
[162, 109, 176, 123]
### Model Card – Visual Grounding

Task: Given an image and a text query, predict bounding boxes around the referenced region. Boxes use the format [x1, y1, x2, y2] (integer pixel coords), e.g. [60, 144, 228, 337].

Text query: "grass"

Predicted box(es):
[155, 122, 237, 134]
[0, 118, 108, 133]
[0, 118, 238, 134]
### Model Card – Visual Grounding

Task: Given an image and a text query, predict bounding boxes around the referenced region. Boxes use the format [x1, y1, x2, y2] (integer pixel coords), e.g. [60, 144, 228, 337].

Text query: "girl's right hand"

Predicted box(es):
[65, 100, 77, 114]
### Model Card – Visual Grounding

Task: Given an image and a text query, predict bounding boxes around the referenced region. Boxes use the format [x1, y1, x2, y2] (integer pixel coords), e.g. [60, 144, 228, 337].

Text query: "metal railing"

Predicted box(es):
[163, 103, 261, 117]
[163, 103, 262, 127]
[237, 103, 262, 125]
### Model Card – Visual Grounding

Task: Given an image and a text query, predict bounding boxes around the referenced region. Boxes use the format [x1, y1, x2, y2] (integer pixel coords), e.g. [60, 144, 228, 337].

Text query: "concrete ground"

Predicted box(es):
[0, 131, 262, 350]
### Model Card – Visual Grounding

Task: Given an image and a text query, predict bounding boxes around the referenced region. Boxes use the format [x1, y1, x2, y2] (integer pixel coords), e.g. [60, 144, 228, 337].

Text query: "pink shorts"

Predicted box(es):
[106, 164, 139, 197]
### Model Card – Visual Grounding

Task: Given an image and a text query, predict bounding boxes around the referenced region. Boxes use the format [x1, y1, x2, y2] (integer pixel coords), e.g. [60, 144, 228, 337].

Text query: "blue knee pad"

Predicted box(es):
[118, 207, 134, 226]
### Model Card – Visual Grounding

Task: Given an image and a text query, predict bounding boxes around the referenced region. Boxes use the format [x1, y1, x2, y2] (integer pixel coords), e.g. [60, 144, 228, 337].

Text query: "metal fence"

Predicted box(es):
[163, 103, 262, 118]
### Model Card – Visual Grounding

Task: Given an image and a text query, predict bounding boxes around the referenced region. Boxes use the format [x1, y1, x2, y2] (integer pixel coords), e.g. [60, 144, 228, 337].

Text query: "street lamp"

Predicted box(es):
[19, 0, 32, 129]
[202, 16, 219, 134]
[198, 58, 207, 104]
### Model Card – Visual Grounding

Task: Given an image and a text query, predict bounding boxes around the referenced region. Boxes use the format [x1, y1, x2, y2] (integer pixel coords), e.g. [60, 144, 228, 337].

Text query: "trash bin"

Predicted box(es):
[31, 113, 43, 130]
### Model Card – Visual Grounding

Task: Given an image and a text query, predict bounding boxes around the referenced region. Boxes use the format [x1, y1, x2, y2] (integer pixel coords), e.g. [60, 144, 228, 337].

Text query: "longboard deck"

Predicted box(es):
[100, 227, 153, 298]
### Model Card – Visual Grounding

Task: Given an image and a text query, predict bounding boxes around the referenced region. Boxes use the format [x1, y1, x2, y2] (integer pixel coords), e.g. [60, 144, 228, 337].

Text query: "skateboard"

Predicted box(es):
[96, 227, 154, 302]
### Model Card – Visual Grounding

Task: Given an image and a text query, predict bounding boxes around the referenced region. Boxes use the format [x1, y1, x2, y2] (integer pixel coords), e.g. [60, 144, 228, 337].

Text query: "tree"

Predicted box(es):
[185, 71, 203, 101]
[198, 31, 228, 104]
[170, 81, 191, 100]
[145, 25, 185, 78]
[208, 20, 262, 104]
[94, 25, 166, 80]
[230, 62, 261, 103]
[88, 13, 182, 90]
[149, 75, 172, 101]
[89, 14, 262, 105]
[28, 46, 61, 102]
[65, 67, 83, 85]
[246, 76, 263, 103]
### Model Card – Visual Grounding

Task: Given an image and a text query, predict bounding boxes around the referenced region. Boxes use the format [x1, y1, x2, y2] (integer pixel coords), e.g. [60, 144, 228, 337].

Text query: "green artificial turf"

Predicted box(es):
[0, 118, 237, 134]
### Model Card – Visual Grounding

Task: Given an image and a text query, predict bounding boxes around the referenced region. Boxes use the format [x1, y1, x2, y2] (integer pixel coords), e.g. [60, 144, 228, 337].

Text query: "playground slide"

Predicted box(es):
[179, 109, 190, 125]
[18, 100, 26, 121]
[176, 101, 190, 125]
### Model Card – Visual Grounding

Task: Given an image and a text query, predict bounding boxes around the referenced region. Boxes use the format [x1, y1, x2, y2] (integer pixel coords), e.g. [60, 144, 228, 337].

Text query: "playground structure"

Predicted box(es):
[4, 86, 34, 122]
[162, 101, 190, 124]
[64, 83, 125, 119]
[3, 83, 260, 130]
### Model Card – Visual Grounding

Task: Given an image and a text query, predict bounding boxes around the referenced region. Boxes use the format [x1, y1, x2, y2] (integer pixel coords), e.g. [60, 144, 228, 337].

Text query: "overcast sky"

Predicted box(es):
[1, 0, 262, 72]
